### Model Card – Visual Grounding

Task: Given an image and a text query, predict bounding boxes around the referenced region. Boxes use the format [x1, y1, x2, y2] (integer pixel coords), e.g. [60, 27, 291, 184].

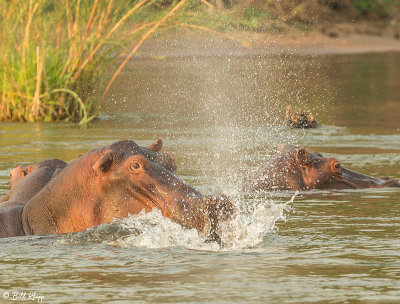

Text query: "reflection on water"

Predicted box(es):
[0, 52, 399, 303]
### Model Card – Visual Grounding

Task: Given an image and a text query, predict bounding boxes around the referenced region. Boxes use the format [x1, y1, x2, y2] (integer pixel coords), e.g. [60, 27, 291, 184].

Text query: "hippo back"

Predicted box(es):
[1, 159, 67, 205]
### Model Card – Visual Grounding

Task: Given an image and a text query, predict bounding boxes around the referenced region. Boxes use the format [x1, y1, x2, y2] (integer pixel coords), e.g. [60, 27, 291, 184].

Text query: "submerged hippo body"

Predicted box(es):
[0, 140, 232, 239]
[246, 145, 400, 191]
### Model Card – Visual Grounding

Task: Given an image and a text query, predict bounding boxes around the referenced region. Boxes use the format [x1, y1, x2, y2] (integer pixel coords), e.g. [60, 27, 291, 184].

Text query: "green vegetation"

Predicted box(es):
[200, 0, 399, 29]
[0, 0, 187, 124]
[1, 0, 398, 124]
[352, 0, 395, 16]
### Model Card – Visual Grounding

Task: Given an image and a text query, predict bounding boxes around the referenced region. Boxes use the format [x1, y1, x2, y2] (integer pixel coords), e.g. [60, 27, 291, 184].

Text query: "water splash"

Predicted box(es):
[112, 210, 220, 251]
[59, 193, 295, 251]
[217, 194, 295, 250]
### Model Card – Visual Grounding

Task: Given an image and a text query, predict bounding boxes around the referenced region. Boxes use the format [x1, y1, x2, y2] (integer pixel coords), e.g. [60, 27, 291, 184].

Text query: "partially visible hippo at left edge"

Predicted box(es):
[245, 145, 400, 191]
[1, 159, 67, 207]
[0, 140, 234, 240]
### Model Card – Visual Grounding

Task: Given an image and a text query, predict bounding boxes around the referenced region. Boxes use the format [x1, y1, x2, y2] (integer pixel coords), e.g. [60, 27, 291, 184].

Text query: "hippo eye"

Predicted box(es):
[131, 162, 141, 170]
[334, 163, 341, 170]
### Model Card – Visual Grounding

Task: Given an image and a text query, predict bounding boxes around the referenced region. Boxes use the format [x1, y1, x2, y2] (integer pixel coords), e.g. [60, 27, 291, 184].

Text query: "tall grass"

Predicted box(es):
[0, 0, 188, 124]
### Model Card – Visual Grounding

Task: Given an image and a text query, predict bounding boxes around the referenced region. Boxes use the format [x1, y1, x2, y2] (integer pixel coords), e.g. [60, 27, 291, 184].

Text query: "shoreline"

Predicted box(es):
[133, 28, 400, 58]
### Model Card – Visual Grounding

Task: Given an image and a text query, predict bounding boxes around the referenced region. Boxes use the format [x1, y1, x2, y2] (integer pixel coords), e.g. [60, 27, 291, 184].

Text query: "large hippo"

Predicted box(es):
[0, 140, 233, 239]
[0, 139, 177, 207]
[246, 145, 400, 191]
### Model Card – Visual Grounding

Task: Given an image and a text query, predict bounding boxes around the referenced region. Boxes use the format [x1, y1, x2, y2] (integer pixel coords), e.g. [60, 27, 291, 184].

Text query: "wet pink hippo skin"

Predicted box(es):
[1, 159, 67, 206]
[0, 140, 233, 240]
[1, 139, 177, 207]
[246, 145, 400, 191]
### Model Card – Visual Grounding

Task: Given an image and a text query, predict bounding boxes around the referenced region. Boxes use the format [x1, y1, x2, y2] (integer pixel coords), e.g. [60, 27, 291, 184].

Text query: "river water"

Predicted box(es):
[0, 52, 399, 303]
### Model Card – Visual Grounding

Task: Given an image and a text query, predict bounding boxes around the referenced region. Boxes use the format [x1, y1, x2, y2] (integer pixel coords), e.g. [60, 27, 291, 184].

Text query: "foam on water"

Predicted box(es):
[59, 194, 295, 251]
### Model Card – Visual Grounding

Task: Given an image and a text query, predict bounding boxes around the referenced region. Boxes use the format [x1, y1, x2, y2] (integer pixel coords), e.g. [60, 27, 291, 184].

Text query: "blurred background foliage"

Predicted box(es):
[0, 0, 399, 124]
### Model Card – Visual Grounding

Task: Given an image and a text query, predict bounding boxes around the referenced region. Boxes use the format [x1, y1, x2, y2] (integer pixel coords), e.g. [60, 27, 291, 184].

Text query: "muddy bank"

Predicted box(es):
[134, 29, 400, 58]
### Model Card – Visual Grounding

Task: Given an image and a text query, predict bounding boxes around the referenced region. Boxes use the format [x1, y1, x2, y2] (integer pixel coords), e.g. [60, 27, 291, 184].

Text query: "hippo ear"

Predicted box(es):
[147, 139, 162, 152]
[286, 105, 292, 117]
[277, 144, 286, 152]
[296, 148, 309, 165]
[10, 166, 27, 178]
[25, 165, 36, 175]
[93, 152, 114, 173]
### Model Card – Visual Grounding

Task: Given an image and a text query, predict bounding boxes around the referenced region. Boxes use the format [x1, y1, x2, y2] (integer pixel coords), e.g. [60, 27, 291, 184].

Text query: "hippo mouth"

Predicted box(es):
[127, 184, 168, 212]
[331, 174, 358, 189]
[127, 183, 203, 215]
[129, 185, 215, 236]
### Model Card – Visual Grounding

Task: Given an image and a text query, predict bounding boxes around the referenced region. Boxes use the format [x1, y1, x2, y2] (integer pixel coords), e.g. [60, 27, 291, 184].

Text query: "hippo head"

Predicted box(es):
[292, 147, 353, 189]
[23, 140, 233, 240]
[8, 139, 176, 191]
[76, 139, 177, 173]
[9, 165, 30, 190]
[90, 140, 232, 237]
[288, 145, 394, 190]
[275, 145, 400, 190]
[286, 106, 318, 129]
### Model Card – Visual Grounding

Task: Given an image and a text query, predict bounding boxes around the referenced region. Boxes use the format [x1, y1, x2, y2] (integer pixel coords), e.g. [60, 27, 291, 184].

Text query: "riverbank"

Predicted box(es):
[134, 28, 400, 58]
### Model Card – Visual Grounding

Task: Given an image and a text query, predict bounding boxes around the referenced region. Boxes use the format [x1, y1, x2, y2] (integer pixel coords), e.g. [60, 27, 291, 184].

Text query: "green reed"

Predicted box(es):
[0, 0, 189, 124]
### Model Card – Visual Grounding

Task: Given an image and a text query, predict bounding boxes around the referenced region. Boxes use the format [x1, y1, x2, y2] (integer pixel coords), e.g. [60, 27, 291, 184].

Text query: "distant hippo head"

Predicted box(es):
[286, 106, 318, 129]
[1, 159, 67, 206]
[21, 140, 233, 240]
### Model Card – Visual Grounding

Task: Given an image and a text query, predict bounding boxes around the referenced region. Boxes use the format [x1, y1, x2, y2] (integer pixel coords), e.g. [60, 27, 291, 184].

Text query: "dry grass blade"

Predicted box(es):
[32, 45, 43, 119]
[116, 22, 154, 59]
[22, 1, 39, 79]
[73, 0, 149, 80]
[85, 0, 99, 36]
[102, 0, 189, 100]
[201, 0, 215, 9]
